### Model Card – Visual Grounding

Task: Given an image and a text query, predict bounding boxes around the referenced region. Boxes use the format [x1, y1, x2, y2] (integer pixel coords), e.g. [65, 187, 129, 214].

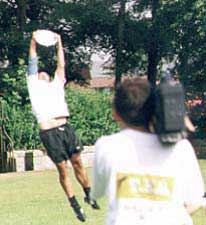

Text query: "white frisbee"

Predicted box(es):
[34, 30, 57, 47]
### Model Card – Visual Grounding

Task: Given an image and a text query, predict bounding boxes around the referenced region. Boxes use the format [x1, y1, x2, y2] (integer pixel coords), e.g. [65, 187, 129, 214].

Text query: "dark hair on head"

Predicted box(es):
[113, 77, 155, 128]
[38, 69, 51, 75]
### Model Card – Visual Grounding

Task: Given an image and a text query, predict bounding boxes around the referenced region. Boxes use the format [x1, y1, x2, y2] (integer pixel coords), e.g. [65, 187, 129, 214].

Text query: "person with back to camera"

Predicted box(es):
[26, 30, 99, 222]
[91, 77, 205, 225]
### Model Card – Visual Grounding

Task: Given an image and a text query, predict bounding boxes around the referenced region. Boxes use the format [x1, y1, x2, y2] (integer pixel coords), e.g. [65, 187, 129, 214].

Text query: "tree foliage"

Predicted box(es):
[1, 0, 206, 92]
[1, 1, 206, 128]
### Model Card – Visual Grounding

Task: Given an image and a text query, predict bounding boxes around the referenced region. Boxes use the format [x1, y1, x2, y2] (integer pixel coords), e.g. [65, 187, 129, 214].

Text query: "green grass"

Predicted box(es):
[0, 169, 106, 225]
[0, 162, 205, 225]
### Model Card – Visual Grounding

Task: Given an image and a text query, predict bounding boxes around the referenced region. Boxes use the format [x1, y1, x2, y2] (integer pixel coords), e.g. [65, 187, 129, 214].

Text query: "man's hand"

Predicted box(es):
[54, 33, 61, 44]
[32, 30, 39, 42]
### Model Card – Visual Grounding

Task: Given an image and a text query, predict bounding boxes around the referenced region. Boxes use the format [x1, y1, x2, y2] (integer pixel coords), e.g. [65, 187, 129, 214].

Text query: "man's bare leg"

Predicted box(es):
[56, 160, 86, 222]
[70, 153, 89, 188]
[56, 160, 74, 197]
[70, 153, 100, 209]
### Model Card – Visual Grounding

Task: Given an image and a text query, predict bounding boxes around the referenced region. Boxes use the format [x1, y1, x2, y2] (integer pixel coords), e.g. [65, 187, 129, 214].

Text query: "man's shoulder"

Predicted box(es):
[94, 131, 128, 153]
[27, 74, 39, 86]
[175, 138, 192, 148]
[96, 131, 123, 143]
[54, 72, 66, 85]
[93, 133, 125, 161]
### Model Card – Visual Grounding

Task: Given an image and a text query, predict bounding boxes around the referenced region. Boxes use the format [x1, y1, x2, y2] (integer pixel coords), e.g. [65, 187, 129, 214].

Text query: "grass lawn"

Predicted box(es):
[0, 161, 205, 225]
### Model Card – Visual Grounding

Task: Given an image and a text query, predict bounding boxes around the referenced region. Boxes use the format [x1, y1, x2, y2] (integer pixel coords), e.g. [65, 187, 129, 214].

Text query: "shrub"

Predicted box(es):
[1, 85, 206, 159]
[66, 86, 119, 145]
[1, 100, 41, 150]
[0, 86, 119, 150]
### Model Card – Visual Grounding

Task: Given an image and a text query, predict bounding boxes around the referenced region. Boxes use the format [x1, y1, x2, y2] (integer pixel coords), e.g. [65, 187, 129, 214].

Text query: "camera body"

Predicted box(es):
[154, 71, 187, 144]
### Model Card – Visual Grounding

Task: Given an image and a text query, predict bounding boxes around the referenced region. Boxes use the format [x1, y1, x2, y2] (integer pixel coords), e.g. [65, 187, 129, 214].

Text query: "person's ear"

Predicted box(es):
[148, 116, 156, 133]
[113, 109, 122, 122]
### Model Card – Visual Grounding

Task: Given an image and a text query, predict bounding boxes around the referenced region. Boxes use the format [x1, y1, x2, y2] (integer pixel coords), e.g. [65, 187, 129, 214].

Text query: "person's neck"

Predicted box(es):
[120, 122, 149, 133]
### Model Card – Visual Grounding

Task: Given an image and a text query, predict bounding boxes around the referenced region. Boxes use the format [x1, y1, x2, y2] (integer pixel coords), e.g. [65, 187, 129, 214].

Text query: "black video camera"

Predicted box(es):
[154, 70, 187, 144]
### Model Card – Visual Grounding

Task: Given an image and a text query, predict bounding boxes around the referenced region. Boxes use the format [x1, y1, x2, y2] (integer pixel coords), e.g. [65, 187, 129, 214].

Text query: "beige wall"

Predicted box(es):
[7, 146, 94, 172]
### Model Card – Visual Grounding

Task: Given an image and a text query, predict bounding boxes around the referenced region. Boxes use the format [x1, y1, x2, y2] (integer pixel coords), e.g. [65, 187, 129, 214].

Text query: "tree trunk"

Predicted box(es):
[16, 0, 27, 31]
[147, 0, 159, 88]
[115, 0, 126, 88]
[9, 0, 27, 65]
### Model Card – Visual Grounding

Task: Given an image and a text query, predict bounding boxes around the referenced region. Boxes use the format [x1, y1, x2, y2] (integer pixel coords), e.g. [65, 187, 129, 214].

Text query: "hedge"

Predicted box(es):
[0, 86, 119, 150]
[66, 86, 119, 145]
[1, 86, 205, 159]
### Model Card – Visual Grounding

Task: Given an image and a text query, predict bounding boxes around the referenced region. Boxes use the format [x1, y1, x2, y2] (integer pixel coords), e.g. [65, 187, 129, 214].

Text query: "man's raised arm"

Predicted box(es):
[55, 34, 66, 82]
[27, 32, 38, 76]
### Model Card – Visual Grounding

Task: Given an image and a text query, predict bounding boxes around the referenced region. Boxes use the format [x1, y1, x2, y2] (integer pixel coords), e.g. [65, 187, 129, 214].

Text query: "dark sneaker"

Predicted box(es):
[70, 199, 86, 222]
[72, 206, 86, 222]
[204, 192, 206, 198]
[84, 197, 100, 210]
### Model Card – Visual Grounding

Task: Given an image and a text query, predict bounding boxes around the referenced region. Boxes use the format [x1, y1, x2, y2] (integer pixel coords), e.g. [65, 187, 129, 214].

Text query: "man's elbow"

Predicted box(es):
[58, 62, 65, 69]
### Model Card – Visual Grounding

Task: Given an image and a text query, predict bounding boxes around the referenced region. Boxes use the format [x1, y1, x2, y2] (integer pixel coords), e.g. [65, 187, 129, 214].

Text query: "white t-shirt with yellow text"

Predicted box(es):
[91, 128, 204, 225]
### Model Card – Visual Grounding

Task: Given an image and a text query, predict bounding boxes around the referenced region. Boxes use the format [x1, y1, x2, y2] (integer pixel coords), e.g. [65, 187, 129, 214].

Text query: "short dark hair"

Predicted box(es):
[113, 77, 154, 128]
[38, 69, 51, 75]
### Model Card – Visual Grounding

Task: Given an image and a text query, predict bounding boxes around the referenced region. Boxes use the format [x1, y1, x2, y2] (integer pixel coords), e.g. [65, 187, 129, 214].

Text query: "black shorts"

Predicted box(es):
[39, 123, 83, 164]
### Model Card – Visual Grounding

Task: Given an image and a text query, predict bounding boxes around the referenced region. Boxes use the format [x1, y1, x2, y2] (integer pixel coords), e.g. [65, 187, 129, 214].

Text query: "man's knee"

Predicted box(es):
[56, 161, 68, 180]
[70, 153, 83, 170]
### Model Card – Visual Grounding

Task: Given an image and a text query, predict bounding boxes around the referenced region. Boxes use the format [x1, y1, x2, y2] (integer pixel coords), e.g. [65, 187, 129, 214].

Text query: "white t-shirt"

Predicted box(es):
[91, 128, 205, 225]
[27, 74, 69, 123]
